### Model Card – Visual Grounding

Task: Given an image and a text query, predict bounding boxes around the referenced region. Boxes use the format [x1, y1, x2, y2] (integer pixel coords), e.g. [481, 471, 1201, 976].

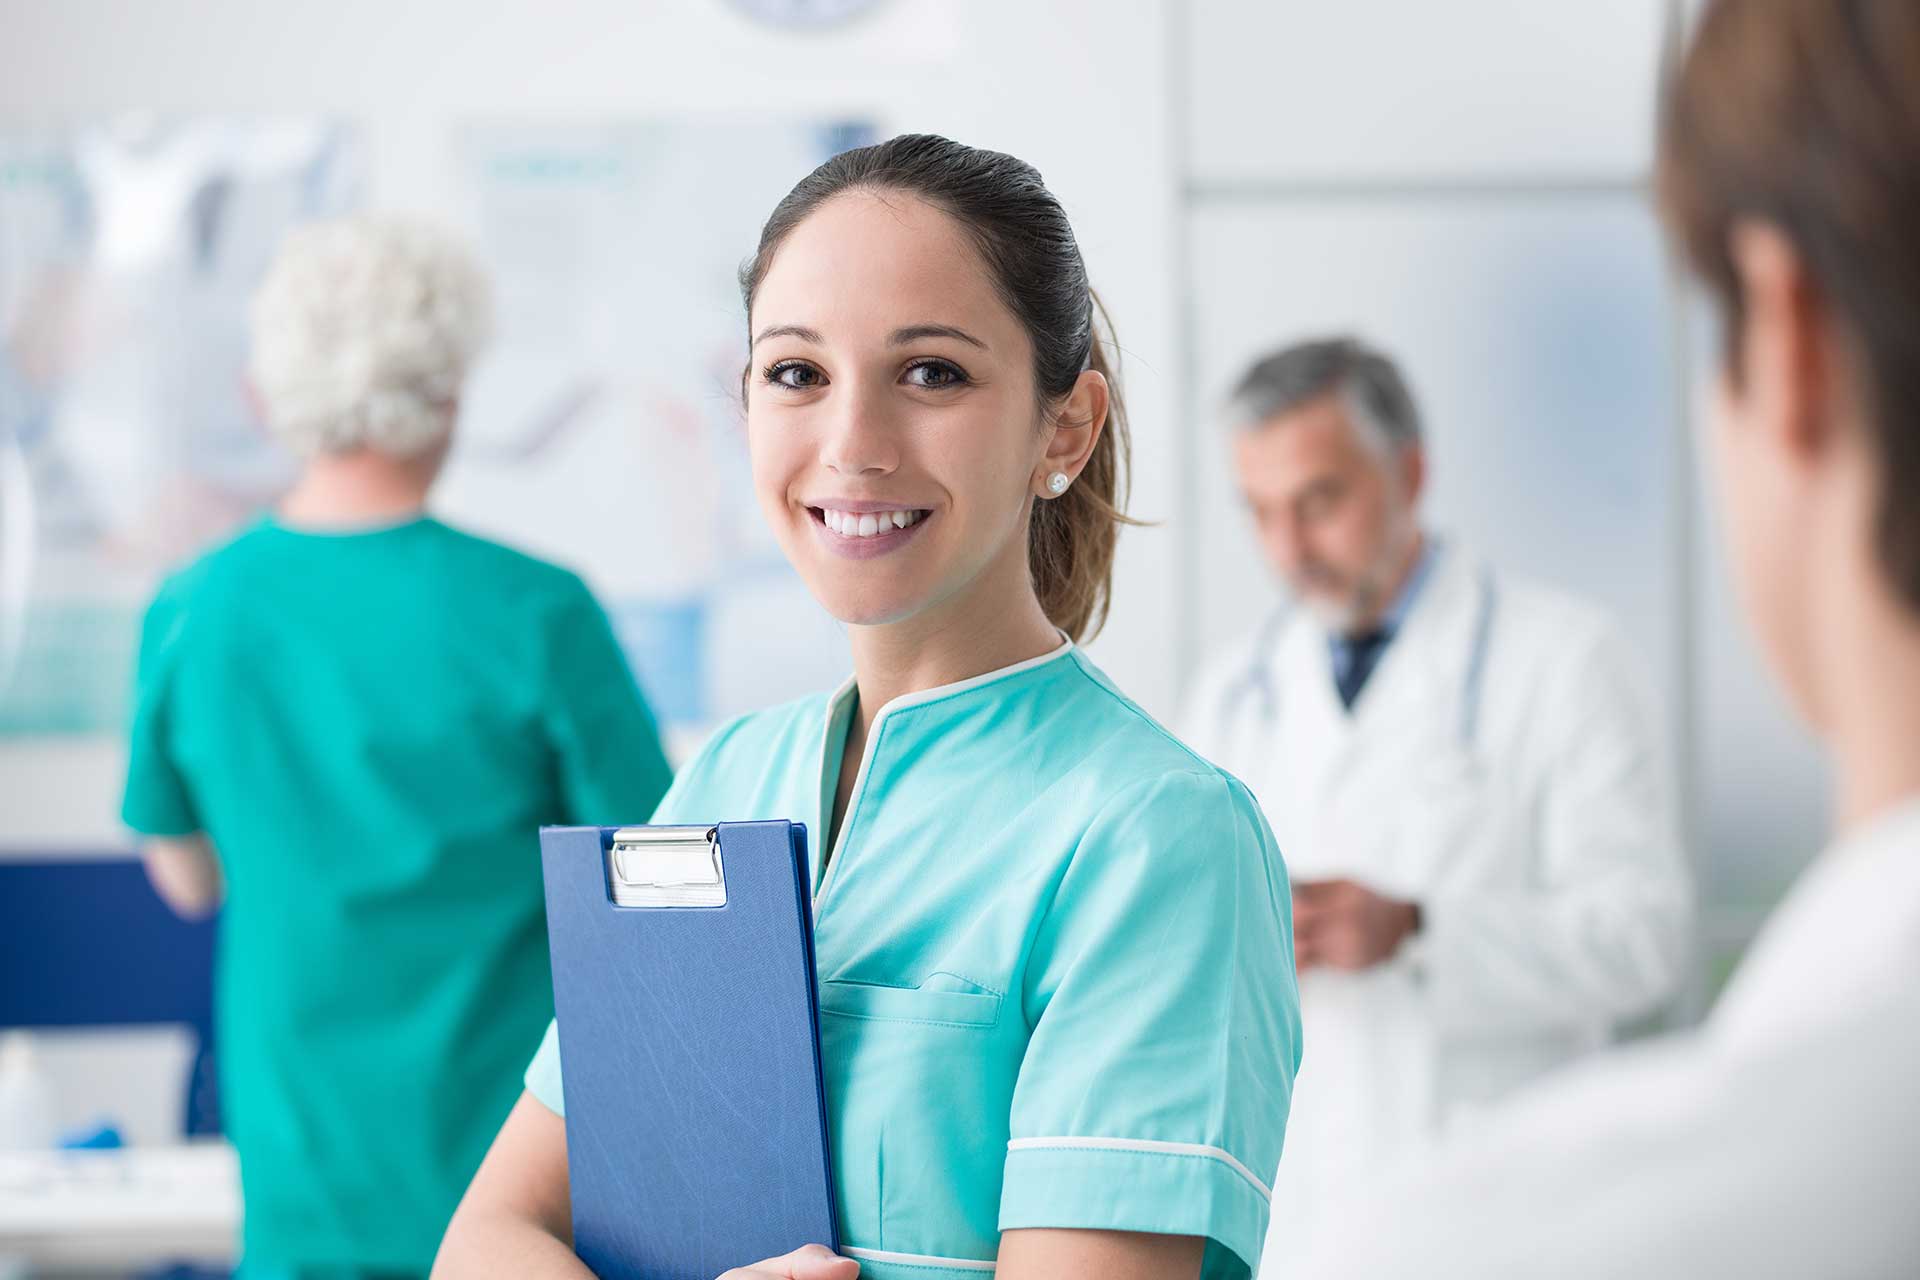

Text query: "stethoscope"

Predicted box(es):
[1219, 567, 1499, 751]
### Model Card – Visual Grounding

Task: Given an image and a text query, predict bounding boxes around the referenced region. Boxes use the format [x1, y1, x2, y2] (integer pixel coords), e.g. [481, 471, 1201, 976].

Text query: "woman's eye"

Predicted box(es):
[905, 359, 969, 389]
[765, 360, 825, 390]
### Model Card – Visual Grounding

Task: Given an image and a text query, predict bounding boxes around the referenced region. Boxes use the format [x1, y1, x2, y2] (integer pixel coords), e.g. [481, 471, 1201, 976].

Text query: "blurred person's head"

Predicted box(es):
[737, 133, 1127, 643]
[1660, 0, 1920, 796]
[250, 215, 491, 502]
[1224, 337, 1426, 634]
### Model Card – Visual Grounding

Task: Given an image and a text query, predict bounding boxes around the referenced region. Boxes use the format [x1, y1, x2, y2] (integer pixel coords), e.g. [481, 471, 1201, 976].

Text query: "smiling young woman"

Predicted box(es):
[434, 134, 1301, 1280]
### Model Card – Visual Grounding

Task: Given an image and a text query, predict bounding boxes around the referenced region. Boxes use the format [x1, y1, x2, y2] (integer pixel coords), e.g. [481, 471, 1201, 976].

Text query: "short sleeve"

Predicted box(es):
[121, 586, 200, 837]
[541, 576, 675, 827]
[524, 1019, 565, 1115]
[1000, 769, 1302, 1275]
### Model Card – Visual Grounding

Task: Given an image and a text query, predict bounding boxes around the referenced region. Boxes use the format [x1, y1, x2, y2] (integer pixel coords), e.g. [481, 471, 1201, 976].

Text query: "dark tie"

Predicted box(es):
[1333, 629, 1391, 710]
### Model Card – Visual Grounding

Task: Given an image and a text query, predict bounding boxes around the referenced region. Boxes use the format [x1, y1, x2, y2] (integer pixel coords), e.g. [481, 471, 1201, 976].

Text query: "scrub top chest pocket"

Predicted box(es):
[818, 974, 1005, 1028]
[815, 969, 1028, 1269]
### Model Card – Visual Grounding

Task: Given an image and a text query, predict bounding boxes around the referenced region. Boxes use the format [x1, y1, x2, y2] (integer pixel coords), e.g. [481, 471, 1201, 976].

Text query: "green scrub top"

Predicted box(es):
[121, 515, 674, 1274]
[526, 641, 1301, 1279]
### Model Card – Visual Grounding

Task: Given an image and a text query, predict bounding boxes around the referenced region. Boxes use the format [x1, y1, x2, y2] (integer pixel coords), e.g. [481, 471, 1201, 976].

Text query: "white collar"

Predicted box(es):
[1711, 793, 1920, 1044]
[824, 633, 1077, 728]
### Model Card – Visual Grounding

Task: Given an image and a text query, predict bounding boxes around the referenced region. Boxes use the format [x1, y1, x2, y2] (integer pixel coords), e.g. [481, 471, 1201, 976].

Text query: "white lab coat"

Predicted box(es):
[1179, 544, 1692, 1272]
[1295, 797, 1920, 1278]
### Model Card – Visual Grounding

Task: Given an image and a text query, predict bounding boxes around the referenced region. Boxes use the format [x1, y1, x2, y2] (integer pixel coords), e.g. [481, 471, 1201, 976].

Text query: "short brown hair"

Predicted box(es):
[1658, 0, 1920, 610]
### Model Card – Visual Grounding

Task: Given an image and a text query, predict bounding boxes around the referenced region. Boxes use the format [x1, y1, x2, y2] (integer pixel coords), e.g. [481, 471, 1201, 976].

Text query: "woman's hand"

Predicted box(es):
[718, 1243, 858, 1280]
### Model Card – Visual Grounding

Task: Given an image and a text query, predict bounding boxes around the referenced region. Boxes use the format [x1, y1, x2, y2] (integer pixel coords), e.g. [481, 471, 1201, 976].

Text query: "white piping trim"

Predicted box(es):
[864, 633, 1075, 718]
[1006, 1135, 1273, 1202]
[825, 671, 860, 717]
[843, 1245, 997, 1271]
[814, 675, 861, 898]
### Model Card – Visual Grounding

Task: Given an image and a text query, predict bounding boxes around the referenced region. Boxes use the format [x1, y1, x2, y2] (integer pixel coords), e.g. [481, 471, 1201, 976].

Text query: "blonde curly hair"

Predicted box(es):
[249, 215, 491, 458]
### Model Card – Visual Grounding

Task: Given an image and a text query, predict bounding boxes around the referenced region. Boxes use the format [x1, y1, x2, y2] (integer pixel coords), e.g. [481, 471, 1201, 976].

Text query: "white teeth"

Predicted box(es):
[822, 507, 923, 536]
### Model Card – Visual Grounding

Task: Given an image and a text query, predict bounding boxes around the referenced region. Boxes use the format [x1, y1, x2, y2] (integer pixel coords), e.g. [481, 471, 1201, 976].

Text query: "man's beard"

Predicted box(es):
[1289, 557, 1394, 635]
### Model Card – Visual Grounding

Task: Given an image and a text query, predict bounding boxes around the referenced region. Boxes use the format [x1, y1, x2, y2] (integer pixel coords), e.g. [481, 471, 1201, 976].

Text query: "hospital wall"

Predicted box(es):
[0, 0, 1826, 1048]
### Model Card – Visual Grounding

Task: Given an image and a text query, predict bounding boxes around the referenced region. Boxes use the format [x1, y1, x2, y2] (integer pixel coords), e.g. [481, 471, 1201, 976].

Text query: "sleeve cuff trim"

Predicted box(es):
[1006, 1136, 1272, 1202]
[843, 1246, 997, 1272]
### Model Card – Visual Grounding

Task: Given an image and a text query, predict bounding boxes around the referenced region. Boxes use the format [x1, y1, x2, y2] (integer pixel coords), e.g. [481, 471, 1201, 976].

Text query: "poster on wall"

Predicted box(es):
[0, 118, 362, 737]
[442, 120, 873, 738]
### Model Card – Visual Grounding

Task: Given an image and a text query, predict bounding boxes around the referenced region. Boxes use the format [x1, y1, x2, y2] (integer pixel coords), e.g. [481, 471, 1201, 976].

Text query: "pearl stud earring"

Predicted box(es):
[1047, 472, 1071, 495]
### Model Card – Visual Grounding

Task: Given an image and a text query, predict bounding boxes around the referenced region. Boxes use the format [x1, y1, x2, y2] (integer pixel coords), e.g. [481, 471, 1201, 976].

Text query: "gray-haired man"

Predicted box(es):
[1179, 336, 1691, 1273]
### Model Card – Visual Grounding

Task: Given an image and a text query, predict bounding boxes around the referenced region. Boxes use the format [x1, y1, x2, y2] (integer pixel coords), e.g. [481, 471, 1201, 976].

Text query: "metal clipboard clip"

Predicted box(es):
[608, 826, 726, 908]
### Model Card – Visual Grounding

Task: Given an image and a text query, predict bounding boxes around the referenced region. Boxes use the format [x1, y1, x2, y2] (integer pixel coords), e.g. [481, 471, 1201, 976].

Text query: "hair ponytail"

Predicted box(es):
[1028, 289, 1132, 641]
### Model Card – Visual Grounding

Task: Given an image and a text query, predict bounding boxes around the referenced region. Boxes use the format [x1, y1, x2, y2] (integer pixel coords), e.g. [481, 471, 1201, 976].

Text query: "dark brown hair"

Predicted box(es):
[1658, 0, 1920, 609]
[739, 133, 1132, 642]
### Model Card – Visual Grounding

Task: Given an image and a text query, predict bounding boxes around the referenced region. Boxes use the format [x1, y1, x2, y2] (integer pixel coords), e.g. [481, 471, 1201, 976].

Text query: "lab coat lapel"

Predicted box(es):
[1282, 611, 1353, 773]
[1290, 547, 1482, 881]
[1271, 616, 1357, 876]
[1348, 545, 1478, 744]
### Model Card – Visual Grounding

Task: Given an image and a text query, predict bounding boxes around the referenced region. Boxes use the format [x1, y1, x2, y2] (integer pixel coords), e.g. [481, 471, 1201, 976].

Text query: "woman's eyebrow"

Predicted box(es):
[751, 323, 825, 347]
[890, 323, 988, 351]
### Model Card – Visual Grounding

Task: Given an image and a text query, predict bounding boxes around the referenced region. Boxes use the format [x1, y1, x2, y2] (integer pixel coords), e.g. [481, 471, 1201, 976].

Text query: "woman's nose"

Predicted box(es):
[820, 382, 899, 476]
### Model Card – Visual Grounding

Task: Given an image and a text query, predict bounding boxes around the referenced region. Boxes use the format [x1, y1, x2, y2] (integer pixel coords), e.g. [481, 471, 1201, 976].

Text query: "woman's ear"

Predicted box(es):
[1032, 369, 1109, 497]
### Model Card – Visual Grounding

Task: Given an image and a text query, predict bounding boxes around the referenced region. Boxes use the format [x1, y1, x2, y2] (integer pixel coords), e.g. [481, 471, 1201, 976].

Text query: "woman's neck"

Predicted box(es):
[845, 552, 1064, 735]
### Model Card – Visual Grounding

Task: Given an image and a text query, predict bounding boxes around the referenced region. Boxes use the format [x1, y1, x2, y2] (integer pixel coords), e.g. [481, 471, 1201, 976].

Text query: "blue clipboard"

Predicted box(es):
[540, 821, 839, 1280]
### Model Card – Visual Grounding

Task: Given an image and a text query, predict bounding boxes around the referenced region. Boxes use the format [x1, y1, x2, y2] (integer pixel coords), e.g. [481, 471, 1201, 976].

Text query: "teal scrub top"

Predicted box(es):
[526, 641, 1301, 1278]
[122, 516, 675, 1273]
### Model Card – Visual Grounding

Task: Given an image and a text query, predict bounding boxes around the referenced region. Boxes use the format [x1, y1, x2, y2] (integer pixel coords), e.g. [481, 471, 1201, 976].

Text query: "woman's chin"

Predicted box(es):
[823, 592, 931, 629]
[802, 570, 942, 630]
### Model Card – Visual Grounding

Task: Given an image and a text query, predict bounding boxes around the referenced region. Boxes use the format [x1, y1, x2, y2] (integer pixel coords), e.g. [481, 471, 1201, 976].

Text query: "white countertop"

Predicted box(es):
[0, 1141, 238, 1267]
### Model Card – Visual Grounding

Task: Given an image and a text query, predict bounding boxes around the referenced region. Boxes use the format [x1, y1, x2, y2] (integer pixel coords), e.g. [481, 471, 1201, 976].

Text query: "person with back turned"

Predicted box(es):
[123, 216, 675, 1278]
[1296, 3, 1920, 1273]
